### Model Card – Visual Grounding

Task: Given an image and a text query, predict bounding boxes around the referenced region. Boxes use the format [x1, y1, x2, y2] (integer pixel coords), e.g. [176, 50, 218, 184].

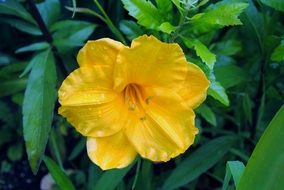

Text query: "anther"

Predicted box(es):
[145, 96, 153, 104]
[128, 103, 136, 111]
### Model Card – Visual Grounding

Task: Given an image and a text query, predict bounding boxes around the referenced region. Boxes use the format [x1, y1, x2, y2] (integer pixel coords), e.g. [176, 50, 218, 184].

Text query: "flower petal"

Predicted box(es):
[59, 95, 127, 137]
[87, 131, 137, 170]
[113, 35, 188, 92]
[58, 66, 116, 106]
[124, 87, 198, 162]
[178, 63, 210, 108]
[58, 65, 128, 137]
[77, 38, 124, 67]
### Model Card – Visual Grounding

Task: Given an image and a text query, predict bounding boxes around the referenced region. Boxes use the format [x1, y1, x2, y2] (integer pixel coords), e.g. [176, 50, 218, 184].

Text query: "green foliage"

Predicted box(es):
[184, 0, 248, 35]
[23, 49, 57, 174]
[94, 163, 135, 190]
[260, 0, 284, 11]
[43, 156, 76, 190]
[121, 0, 175, 33]
[237, 105, 284, 190]
[0, 0, 284, 189]
[0, 0, 35, 24]
[222, 161, 245, 190]
[271, 40, 284, 61]
[162, 136, 236, 190]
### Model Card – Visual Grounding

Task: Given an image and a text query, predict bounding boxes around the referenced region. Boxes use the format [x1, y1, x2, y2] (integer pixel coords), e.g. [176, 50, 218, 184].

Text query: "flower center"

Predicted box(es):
[122, 83, 150, 119]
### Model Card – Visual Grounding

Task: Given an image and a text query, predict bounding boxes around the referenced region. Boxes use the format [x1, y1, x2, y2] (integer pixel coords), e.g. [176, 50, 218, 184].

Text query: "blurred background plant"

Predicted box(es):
[0, 0, 283, 189]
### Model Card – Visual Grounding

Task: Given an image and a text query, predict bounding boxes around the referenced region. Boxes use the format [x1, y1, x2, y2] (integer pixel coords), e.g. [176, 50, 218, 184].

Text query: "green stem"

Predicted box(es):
[93, 0, 126, 44]
[170, 7, 190, 42]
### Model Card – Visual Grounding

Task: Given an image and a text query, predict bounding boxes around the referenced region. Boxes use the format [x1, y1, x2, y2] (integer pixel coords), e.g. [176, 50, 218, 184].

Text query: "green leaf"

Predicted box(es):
[94, 163, 135, 190]
[36, 0, 60, 27]
[171, 0, 183, 11]
[0, 78, 27, 97]
[158, 22, 175, 34]
[241, 0, 265, 54]
[23, 49, 57, 174]
[196, 104, 217, 126]
[215, 64, 247, 88]
[162, 136, 236, 190]
[208, 72, 230, 106]
[121, 0, 163, 30]
[51, 20, 96, 52]
[260, 0, 284, 11]
[16, 42, 49, 53]
[187, 0, 248, 35]
[119, 20, 144, 40]
[156, 0, 173, 21]
[193, 40, 216, 70]
[0, 18, 41, 36]
[221, 161, 245, 190]
[237, 105, 284, 190]
[271, 41, 284, 61]
[213, 39, 242, 56]
[0, 0, 36, 24]
[43, 156, 76, 190]
[68, 138, 86, 161]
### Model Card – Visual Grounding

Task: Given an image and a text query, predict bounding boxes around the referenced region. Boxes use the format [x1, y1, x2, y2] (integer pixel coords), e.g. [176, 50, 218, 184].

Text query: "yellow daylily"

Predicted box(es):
[58, 35, 210, 170]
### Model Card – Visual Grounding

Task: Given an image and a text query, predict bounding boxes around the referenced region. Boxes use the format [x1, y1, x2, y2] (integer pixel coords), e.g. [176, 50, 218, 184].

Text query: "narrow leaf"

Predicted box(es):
[208, 72, 230, 106]
[0, 18, 41, 36]
[43, 156, 76, 190]
[196, 104, 217, 126]
[237, 105, 284, 190]
[23, 49, 57, 174]
[0, 0, 36, 24]
[16, 42, 49, 53]
[222, 161, 245, 190]
[162, 136, 236, 190]
[36, 0, 60, 27]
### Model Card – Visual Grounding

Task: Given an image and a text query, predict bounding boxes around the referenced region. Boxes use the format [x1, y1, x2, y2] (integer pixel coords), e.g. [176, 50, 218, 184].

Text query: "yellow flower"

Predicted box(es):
[58, 35, 210, 170]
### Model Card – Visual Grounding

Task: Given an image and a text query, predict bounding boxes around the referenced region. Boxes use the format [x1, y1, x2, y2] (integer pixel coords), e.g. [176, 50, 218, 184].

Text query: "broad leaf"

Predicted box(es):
[23, 49, 57, 174]
[162, 136, 236, 190]
[43, 156, 76, 190]
[185, 0, 248, 35]
[215, 64, 247, 88]
[260, 0, 284, 12]
[237, 105, 284, 190]
[271, 41, 284, 61]
[121, 0, 163, 30]
[193, 40, 216, 70]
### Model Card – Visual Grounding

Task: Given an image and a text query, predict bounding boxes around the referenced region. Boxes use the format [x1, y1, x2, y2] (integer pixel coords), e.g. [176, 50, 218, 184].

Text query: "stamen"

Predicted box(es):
[145, 96, 153, 104]
[140, 116, 146, 121]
